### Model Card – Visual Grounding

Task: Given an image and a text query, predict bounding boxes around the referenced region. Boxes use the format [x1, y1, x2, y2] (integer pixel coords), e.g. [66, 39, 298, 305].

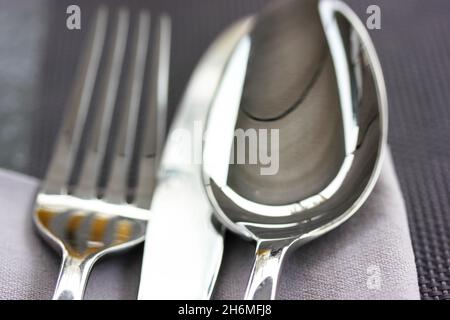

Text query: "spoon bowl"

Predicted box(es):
[202, 0, 387, 300]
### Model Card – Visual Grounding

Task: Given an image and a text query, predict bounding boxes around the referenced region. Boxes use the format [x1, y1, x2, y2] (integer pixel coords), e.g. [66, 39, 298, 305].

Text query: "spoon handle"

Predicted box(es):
[53, 254, 93, 300]
[244, 240, 292, 300]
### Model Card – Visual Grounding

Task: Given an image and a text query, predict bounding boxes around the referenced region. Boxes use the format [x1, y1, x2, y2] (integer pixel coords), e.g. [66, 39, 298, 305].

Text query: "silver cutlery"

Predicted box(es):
[33, 5, 171, 300]
[138, 16, 254, 300]
[202, 0, 388, 299]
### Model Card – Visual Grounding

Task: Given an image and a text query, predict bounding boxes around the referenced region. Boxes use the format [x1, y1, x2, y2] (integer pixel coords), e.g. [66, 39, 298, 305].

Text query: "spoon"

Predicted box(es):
[202, 0, 387, 300]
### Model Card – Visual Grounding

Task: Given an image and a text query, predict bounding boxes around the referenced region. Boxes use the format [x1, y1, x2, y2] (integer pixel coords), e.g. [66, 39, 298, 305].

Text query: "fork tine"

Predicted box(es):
[104, 10, 151, 204]
[153, 14, 171, 161]
[75, 8, 130, 199]
[134, 14, 171, 208]
[43, 6, 108, 195]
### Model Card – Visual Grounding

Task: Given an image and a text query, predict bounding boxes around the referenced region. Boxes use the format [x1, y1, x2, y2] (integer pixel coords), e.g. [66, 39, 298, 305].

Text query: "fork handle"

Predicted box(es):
[53, 255, 93, 300]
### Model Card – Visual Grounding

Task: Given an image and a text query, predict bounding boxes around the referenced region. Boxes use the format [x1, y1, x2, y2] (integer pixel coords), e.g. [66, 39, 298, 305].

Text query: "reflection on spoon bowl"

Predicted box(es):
[202, 0, 387, 300]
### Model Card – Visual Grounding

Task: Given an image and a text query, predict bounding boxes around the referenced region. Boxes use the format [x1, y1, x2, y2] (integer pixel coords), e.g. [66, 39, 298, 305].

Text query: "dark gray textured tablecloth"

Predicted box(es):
[0, 151, 420, 300]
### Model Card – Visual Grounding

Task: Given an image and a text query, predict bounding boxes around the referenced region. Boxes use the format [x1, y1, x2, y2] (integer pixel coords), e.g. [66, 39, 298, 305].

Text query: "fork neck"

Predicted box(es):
[53, 253, 95, 300]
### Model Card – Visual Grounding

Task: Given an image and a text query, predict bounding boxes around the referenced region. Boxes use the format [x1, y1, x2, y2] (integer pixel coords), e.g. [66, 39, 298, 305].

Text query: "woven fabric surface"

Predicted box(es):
[346, 0, 450, 300]
[18, 0, 450, 300]
[0, 152, 420, 299]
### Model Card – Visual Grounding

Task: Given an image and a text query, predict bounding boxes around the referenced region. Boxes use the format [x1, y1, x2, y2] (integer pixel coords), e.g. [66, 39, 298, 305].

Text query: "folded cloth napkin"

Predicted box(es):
[213, 150, 420, 300]
[0, 150, 419, 300]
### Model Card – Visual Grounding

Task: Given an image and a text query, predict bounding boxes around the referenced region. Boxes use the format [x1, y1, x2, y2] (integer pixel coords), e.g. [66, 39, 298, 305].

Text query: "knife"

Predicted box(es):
[138, 17, 254, 299]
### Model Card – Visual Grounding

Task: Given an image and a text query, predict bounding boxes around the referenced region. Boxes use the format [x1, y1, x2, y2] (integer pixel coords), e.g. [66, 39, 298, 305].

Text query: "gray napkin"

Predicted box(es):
[0, 150, 419, 300]
[213, 150, 420, 300]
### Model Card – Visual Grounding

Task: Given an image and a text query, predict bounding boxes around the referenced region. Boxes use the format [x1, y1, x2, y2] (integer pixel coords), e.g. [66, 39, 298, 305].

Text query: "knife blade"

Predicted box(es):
[138, 17, 254, 300]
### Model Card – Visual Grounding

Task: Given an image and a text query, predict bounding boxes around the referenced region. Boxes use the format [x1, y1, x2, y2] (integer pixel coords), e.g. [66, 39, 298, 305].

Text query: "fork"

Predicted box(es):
[33, 5, 171, 300]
